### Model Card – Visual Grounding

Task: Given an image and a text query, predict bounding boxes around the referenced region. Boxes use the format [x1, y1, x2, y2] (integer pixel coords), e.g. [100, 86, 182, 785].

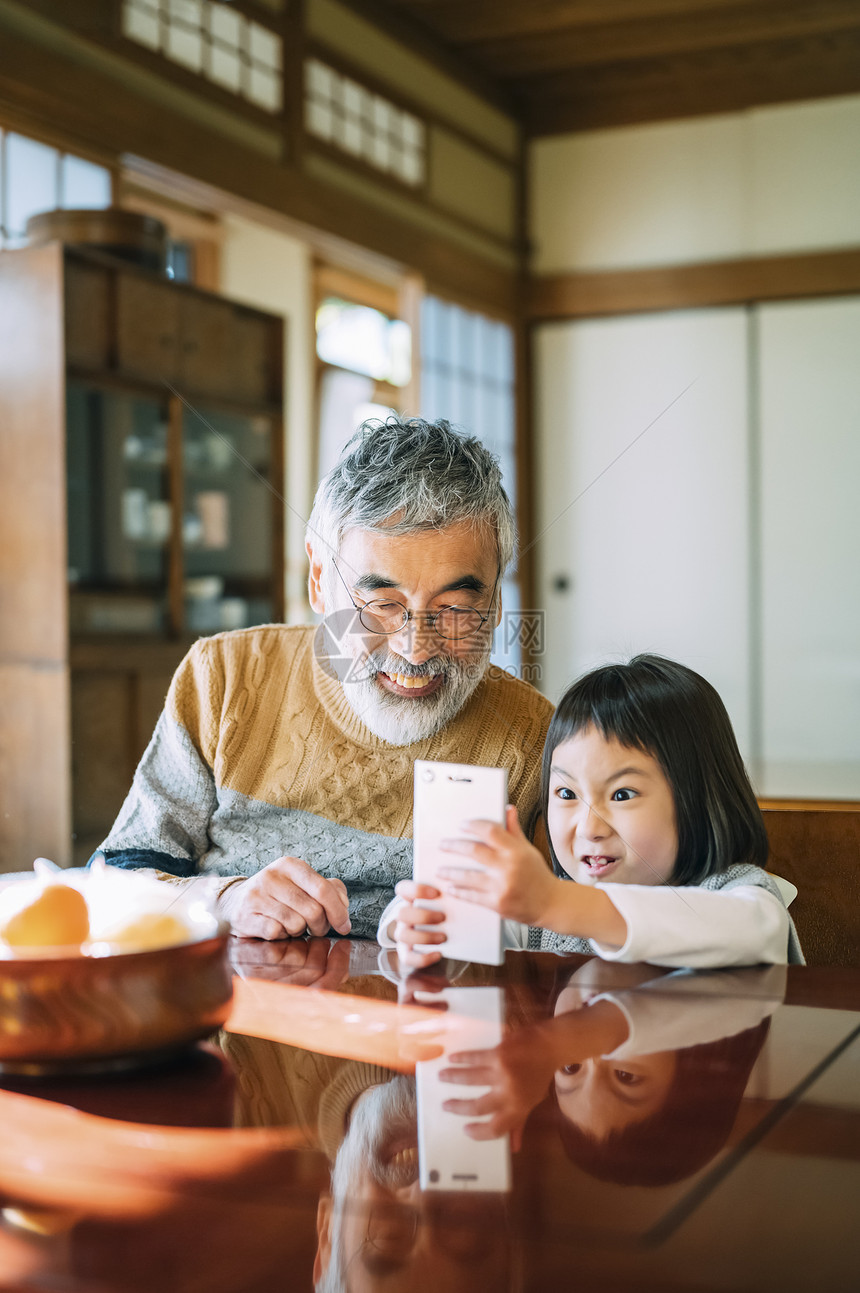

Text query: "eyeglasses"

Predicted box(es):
[331, 557, 499, 642]
[361, 1198, 503, 1264]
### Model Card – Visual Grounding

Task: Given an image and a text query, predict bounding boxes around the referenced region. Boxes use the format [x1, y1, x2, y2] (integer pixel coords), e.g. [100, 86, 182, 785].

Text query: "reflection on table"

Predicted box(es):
[1, 940, 859, 1292]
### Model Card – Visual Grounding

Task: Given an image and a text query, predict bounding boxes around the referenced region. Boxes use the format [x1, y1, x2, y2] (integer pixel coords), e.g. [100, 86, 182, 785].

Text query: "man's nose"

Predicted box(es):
[389, 613, 438, 663]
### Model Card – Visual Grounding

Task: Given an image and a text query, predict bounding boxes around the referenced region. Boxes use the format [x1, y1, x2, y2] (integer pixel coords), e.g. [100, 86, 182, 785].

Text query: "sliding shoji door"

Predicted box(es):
[533, 309, 752, 750]
[757, 298, 860, 798]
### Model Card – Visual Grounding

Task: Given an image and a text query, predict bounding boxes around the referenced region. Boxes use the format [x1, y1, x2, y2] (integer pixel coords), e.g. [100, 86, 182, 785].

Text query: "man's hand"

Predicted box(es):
[219, 857, 351, 940]
[229, 936, 353, 987]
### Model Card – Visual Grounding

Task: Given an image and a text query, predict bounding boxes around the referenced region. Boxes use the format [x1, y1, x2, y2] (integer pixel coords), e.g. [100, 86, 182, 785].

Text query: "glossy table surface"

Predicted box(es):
[1, 939, 859, 1292]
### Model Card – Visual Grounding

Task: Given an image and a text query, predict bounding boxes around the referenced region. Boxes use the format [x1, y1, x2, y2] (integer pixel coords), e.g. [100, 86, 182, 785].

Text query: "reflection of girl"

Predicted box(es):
[439, 962, 782, 1186]
[549, 963, 776, 1187]
[388, 656, 803, 969]
[554, 1025, 769, 1187]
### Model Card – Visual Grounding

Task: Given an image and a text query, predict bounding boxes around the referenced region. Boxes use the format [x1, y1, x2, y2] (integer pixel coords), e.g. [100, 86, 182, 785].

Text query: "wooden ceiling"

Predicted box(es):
[373, 1, 860, 133]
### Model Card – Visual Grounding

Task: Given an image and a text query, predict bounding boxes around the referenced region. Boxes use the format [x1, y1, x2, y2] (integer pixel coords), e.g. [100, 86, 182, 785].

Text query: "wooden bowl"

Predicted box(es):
[0, 928, 233, 1075]
[25, 208, 168, 272]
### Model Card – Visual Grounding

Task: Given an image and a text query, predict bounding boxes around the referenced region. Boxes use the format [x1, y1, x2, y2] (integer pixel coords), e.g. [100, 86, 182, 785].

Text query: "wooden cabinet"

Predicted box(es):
[0, 243, 285, 870]
[113, 274, 280, 404]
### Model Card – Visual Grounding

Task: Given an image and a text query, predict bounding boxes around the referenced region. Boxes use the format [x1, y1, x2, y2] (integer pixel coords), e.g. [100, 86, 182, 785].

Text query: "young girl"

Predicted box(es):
[384, 655, 804, 969]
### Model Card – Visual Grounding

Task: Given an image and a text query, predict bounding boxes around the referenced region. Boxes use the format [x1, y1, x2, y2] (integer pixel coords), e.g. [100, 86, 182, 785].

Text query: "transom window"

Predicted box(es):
[0, 129, 112, 248]
[305, 58, 426, 188]
[421, 296, 521, 674]
[316, 297, 411, 387]
[121, 0, 283, 113]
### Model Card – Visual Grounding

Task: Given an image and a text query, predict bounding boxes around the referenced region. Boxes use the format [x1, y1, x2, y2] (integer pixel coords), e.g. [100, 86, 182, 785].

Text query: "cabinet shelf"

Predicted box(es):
[0, 242, 285, 870]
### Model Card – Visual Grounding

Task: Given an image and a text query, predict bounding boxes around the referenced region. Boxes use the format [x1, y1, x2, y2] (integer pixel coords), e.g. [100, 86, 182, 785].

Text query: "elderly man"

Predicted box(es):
[96, 418, 553, 938]
[314, 1073, 512, 1292]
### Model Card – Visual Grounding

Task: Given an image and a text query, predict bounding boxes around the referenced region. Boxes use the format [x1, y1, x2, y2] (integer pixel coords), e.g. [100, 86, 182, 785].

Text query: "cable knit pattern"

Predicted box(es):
[99, 624, 554, 938]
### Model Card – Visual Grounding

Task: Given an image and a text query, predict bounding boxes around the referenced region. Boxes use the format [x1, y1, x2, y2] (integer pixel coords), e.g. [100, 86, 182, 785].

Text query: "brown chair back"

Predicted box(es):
[762, 804, 860, 967]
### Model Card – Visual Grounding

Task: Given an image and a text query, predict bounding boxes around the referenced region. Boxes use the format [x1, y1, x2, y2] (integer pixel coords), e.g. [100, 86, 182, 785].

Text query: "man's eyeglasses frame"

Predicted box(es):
[330, 556, 500, 642]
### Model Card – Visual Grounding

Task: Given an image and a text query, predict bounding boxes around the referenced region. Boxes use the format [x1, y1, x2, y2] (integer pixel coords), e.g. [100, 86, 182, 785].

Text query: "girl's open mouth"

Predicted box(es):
[580, 856, 619, 877]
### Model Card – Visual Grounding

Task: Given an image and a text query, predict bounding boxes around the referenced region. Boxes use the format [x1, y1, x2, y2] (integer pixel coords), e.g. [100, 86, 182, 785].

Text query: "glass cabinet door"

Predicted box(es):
[181, 407, 275, 633]
[67, 382, 171, 634]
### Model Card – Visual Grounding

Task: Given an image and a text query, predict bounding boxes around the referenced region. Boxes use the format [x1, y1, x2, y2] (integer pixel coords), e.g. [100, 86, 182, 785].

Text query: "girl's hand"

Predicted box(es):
[392, 880, 447, 969]
[438, 1030, 557, 1146]
[437, 806, 559, 927]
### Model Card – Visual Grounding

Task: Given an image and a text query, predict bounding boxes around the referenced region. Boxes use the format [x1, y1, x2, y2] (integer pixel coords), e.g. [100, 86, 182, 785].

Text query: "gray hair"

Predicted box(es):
[306, 416, 516, 572]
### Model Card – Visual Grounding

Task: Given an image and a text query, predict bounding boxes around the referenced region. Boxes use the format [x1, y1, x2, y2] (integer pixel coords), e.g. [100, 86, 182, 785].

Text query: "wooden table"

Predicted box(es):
[1, 941, 858, 1292]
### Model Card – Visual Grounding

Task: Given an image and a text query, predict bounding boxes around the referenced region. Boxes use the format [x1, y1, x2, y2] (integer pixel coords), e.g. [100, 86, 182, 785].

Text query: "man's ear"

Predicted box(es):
[313, 1193, 334, 1287]
[494, 584, 503, 629]
[307, 539, 327, 615]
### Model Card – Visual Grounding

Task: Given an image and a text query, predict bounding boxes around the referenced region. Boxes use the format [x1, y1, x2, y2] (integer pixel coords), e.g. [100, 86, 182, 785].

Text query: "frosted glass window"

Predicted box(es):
[421, 294, 517, 540]
[165, 0, 204, 71]
[5, 133, 58, 241]
[396, 149, 423, 186]
[341, 80, 365, 155]
[249, 23, 281, 71]
[0, 130, 111, 247]
[122, 0, 160, 49]
[61, 155, 112, 209]
[304, 58, 426, 186]
[421, 297, 519, 671]
[209, 41, 242, 92]
[316, 298, 412, 387]
[401, 115, 423, 148]
[307, 59, 332, 99]
[209, 3, 241, 46]
[307, 97, 334, 141]
[248, 67, 282, 111]
[122, 0, 283, 114]
[369, 98, 392, 169]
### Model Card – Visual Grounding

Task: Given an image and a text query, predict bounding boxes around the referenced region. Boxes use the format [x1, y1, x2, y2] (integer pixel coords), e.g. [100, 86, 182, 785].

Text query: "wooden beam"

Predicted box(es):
[386, 1, 783, 45]
[527, 249, 860, 321]
[0, 23, 517, 315]
[464, 2, 860, 76]
[332, 0, 515, 113]
[760, 798, 860, 812]
[521, 28, 860, 134]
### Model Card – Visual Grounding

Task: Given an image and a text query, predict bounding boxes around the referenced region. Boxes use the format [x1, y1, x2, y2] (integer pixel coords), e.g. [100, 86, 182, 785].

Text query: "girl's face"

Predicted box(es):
[553, 964, 677, 1140]
[554, 1053, 677, 1141]
[546, 726, 679, 887]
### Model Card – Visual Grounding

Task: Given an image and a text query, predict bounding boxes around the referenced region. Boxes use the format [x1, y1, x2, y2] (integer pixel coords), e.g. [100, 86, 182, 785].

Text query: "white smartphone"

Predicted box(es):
[415, 986, 511, 1193]
[412, 759, 507, 966]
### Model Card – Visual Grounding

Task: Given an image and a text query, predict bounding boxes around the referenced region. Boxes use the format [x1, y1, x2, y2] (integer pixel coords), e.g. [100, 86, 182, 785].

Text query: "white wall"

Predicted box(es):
[757, 298, 860, 797]
[219, 215, 314, 623]
[529, 97, 860, 799]
[530, 95, 860, 273]
[533, 304, 860, 797]
[534, 310, 752, 749]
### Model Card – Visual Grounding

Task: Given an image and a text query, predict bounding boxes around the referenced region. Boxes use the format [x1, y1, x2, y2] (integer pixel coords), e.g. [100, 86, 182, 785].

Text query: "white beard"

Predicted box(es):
[315, 571, 494, 746]
[315, 1077, 417, 1293]
[340, 645, 491, 746]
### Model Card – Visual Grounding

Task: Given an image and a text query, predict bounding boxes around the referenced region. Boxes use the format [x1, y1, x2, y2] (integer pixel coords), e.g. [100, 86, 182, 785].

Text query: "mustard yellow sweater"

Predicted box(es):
[99, 625, 553, 937]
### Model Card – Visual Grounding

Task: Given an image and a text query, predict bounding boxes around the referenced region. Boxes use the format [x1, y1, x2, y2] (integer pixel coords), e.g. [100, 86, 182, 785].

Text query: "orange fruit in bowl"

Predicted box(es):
[100, 911, 193, 951]
[1, 883, 90, 948]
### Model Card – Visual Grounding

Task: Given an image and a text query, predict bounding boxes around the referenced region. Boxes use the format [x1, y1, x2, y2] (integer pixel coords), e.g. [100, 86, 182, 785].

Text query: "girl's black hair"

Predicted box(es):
[540, 654, 768, 886]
